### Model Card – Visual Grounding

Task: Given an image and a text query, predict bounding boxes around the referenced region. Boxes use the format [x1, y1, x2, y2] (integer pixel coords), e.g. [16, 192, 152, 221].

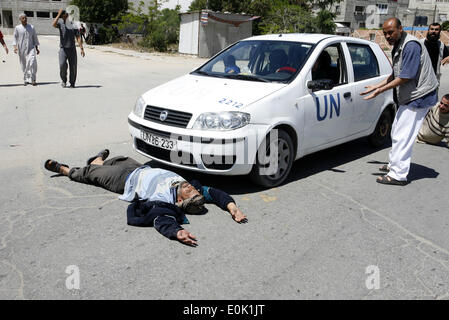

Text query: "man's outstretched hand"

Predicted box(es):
[227, 202, 248, 223]
[177, 229, 197, 246]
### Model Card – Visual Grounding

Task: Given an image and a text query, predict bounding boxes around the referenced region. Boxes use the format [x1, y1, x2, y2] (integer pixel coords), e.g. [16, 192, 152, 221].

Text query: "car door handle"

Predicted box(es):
[344, 92, 352, 99]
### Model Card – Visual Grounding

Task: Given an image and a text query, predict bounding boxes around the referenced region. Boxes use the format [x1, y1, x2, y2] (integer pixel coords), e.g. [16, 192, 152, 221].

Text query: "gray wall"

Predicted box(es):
[1, 0, 71, 35]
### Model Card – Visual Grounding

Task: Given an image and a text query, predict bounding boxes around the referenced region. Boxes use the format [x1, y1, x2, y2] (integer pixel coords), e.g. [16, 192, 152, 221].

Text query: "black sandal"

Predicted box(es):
[376, 175, 407, 186]
[44, 159, 69, 174]
[379, 164, 390, 172]
[87, 149, 110, 165]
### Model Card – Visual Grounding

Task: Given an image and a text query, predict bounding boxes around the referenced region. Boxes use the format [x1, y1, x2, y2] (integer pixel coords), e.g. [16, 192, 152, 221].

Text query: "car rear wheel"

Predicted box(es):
[249, 130, 294, 188]
[369, 108, 392, 148]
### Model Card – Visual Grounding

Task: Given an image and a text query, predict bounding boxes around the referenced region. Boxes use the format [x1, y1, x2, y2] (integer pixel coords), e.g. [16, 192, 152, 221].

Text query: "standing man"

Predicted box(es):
[0, 29, 9, 55]
[361, 18, 439, 186]
[421, 23, 449, 84]
[12, 13, 40, 86]
[52, 9, 85, 88]
[79, 23, 87, 42]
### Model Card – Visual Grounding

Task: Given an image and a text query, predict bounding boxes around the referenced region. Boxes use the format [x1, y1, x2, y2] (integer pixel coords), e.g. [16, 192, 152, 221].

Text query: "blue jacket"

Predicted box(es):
[126, 180, 234, 240]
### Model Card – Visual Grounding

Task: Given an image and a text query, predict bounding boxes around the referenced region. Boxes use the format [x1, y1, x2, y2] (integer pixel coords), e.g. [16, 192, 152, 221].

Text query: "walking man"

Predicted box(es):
[361, 18, 439, 186]
[0, 29, 9, 55]
[12, 13, 40, 86]
[420, 23, 449, 85]
[52, 9, 85, 88]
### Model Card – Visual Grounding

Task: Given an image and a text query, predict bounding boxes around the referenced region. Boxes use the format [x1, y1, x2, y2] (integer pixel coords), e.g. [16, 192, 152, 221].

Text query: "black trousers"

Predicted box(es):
[59, 47, 77, 86]
[69, 156, 142, 194]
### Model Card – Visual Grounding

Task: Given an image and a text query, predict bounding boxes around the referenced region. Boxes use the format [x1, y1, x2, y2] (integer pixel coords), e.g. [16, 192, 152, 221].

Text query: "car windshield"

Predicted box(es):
[193, 40, 313, 83]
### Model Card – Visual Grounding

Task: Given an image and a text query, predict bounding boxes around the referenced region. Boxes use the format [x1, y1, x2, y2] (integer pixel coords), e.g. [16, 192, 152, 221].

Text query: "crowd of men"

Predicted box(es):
[1, 13, 448, 245]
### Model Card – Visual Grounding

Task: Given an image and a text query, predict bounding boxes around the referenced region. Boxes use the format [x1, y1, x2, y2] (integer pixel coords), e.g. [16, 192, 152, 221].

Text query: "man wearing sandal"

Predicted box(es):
[44, 149, 247, 246]
[361, 18, 439, 186]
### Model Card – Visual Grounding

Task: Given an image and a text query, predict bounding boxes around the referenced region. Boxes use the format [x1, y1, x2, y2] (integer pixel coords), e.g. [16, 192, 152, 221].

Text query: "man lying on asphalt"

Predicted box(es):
[44, 149, 247, 246]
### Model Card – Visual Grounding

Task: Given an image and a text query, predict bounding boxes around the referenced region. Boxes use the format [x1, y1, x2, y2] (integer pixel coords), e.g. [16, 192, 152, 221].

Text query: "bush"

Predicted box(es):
[442, 21, 449, 31]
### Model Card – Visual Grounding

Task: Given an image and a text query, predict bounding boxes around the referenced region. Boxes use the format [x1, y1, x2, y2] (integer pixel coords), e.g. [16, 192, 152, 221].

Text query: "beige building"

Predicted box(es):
[0, 0, 71, 35]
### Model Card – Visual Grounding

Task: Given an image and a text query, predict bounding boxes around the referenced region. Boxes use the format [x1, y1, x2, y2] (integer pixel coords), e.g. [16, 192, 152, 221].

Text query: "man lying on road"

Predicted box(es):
[44, 149, 247, 246]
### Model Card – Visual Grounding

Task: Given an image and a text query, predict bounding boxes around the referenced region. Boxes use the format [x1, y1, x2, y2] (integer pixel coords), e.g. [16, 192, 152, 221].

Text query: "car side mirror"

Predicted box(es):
[307, 79, 334, 92]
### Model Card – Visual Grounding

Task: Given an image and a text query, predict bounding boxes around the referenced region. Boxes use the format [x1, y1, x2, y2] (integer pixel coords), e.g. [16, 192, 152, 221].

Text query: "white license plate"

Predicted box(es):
[140, 131, 177, 150]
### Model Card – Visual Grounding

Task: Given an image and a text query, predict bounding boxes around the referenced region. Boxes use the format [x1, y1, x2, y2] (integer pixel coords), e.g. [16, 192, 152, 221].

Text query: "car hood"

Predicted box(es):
[142, 74, 286, 113]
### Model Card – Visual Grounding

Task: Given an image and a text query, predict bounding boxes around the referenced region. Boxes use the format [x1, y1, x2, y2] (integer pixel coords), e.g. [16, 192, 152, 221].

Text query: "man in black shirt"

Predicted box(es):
[421, 23, 449, 84]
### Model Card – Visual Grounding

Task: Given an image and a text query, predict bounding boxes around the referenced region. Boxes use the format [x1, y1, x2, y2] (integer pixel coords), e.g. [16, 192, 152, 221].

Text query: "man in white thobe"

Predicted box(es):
[12, 13, 40, 86]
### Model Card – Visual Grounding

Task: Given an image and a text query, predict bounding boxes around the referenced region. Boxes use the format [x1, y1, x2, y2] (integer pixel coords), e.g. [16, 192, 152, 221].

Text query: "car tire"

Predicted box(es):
[249, 129, 295, 188]
[368, 108, 392, 148]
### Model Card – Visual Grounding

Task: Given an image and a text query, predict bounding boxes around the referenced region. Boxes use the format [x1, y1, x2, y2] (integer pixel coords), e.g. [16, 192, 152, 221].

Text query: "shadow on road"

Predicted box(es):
[146, 137, 392, 196]
[0, 81, 59, 87]
[72, 85, 102, 89]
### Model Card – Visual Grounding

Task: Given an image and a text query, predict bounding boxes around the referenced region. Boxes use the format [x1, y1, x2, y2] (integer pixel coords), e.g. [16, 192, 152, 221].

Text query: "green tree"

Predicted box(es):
[189, 0, 222, 11]
[71, 0, 128, 24]
[442, 21, 449, 31]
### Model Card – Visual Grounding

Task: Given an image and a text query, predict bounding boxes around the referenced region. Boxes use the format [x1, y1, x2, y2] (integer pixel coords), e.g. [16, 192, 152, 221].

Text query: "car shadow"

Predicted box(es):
[144, 137, 392, 196]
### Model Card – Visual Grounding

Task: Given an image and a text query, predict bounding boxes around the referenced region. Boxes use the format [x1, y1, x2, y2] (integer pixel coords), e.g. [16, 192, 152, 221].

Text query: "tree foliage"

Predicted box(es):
[71, 0, 128, 24]
[118, 1, 181, 52]
[188, 0, 338, 35]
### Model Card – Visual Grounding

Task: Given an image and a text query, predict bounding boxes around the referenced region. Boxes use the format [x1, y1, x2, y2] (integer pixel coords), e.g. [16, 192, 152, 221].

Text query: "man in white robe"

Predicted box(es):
[12, 13, 40, 86]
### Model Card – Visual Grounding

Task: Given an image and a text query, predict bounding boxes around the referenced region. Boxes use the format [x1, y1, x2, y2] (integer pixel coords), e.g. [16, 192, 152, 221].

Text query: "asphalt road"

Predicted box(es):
[1, 35, 448, 300]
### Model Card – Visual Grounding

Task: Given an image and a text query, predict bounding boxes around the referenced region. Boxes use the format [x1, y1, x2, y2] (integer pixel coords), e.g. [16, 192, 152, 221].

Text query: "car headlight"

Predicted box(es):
[193, 112, 251, 131]
[133, 96, 146, 118]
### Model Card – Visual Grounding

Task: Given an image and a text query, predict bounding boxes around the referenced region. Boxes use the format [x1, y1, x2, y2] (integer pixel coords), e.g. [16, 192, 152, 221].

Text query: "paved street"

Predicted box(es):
[0, 35, 448, 300]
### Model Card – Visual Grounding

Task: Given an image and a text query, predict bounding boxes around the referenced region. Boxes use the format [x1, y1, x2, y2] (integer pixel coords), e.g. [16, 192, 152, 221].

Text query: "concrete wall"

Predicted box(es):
[0, 0, 71, 35]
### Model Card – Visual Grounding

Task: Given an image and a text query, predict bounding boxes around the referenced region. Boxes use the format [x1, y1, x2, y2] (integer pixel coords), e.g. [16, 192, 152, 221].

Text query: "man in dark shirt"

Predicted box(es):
[421, 23, 449, 83]
[0, 30, 9, 55]
[52, 9, 85, 88]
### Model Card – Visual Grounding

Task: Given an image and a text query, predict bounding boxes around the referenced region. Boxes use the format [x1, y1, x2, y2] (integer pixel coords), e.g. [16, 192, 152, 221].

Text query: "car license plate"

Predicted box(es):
[140, 131, 177, 150]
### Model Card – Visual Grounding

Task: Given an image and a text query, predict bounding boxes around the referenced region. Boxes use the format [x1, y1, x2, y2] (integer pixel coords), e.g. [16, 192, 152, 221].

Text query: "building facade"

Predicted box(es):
[332, 0, 449, 30]
[0, 0, 71, 35]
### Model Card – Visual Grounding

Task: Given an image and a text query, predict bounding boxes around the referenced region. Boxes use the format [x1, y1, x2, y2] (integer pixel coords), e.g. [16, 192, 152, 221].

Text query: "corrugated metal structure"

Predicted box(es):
[179, 11, 257, 58]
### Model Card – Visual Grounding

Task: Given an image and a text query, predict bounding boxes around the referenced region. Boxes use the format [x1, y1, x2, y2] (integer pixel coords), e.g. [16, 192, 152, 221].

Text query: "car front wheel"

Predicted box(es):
[369, 108, 392, 148]
[249, 129, 294, 188]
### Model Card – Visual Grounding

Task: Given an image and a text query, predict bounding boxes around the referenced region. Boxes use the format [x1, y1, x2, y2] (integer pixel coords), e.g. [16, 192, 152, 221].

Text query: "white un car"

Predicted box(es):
[128, 34, 395, 187]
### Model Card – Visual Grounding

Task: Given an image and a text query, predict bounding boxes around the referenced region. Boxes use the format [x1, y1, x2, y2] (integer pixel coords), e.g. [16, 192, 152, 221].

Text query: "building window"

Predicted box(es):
[52, 12, 59, 18]
[36, 12, 51, 18]
[335, 5, 341, 15]
[377, 4, 388, 14]
[355, 6, 365, 14]
[24, 11, 34, 18]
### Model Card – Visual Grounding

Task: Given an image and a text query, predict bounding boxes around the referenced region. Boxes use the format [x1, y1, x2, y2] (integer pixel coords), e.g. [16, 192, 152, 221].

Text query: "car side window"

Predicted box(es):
[347, 44, 380, 82]
[312, 44, 347, 86]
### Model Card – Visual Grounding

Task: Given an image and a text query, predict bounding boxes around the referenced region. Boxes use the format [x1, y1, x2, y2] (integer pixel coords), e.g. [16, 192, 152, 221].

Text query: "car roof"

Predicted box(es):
[242, 33, 374, 46]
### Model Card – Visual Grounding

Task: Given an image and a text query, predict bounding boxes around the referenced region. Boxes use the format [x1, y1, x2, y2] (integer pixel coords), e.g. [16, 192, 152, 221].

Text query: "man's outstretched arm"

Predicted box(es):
[201, 185, 247, 223]
[154, 215, 197, 246]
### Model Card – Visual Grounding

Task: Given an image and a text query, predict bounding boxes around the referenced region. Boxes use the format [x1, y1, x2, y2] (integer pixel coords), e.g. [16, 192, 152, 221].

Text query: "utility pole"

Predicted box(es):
[434, 3, 438, 23]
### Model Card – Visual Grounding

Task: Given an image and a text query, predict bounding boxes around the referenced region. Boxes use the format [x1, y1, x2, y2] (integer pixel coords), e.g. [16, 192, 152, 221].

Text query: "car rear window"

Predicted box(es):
[348, 44, 380, 82]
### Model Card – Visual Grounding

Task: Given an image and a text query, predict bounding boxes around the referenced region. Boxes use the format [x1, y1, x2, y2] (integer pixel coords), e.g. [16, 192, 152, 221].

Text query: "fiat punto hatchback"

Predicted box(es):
[128, 33, 395, 187]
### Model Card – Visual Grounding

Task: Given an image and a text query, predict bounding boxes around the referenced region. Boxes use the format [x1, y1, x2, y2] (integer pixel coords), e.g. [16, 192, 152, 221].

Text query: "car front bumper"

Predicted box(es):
[128, 113, 270, 176]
